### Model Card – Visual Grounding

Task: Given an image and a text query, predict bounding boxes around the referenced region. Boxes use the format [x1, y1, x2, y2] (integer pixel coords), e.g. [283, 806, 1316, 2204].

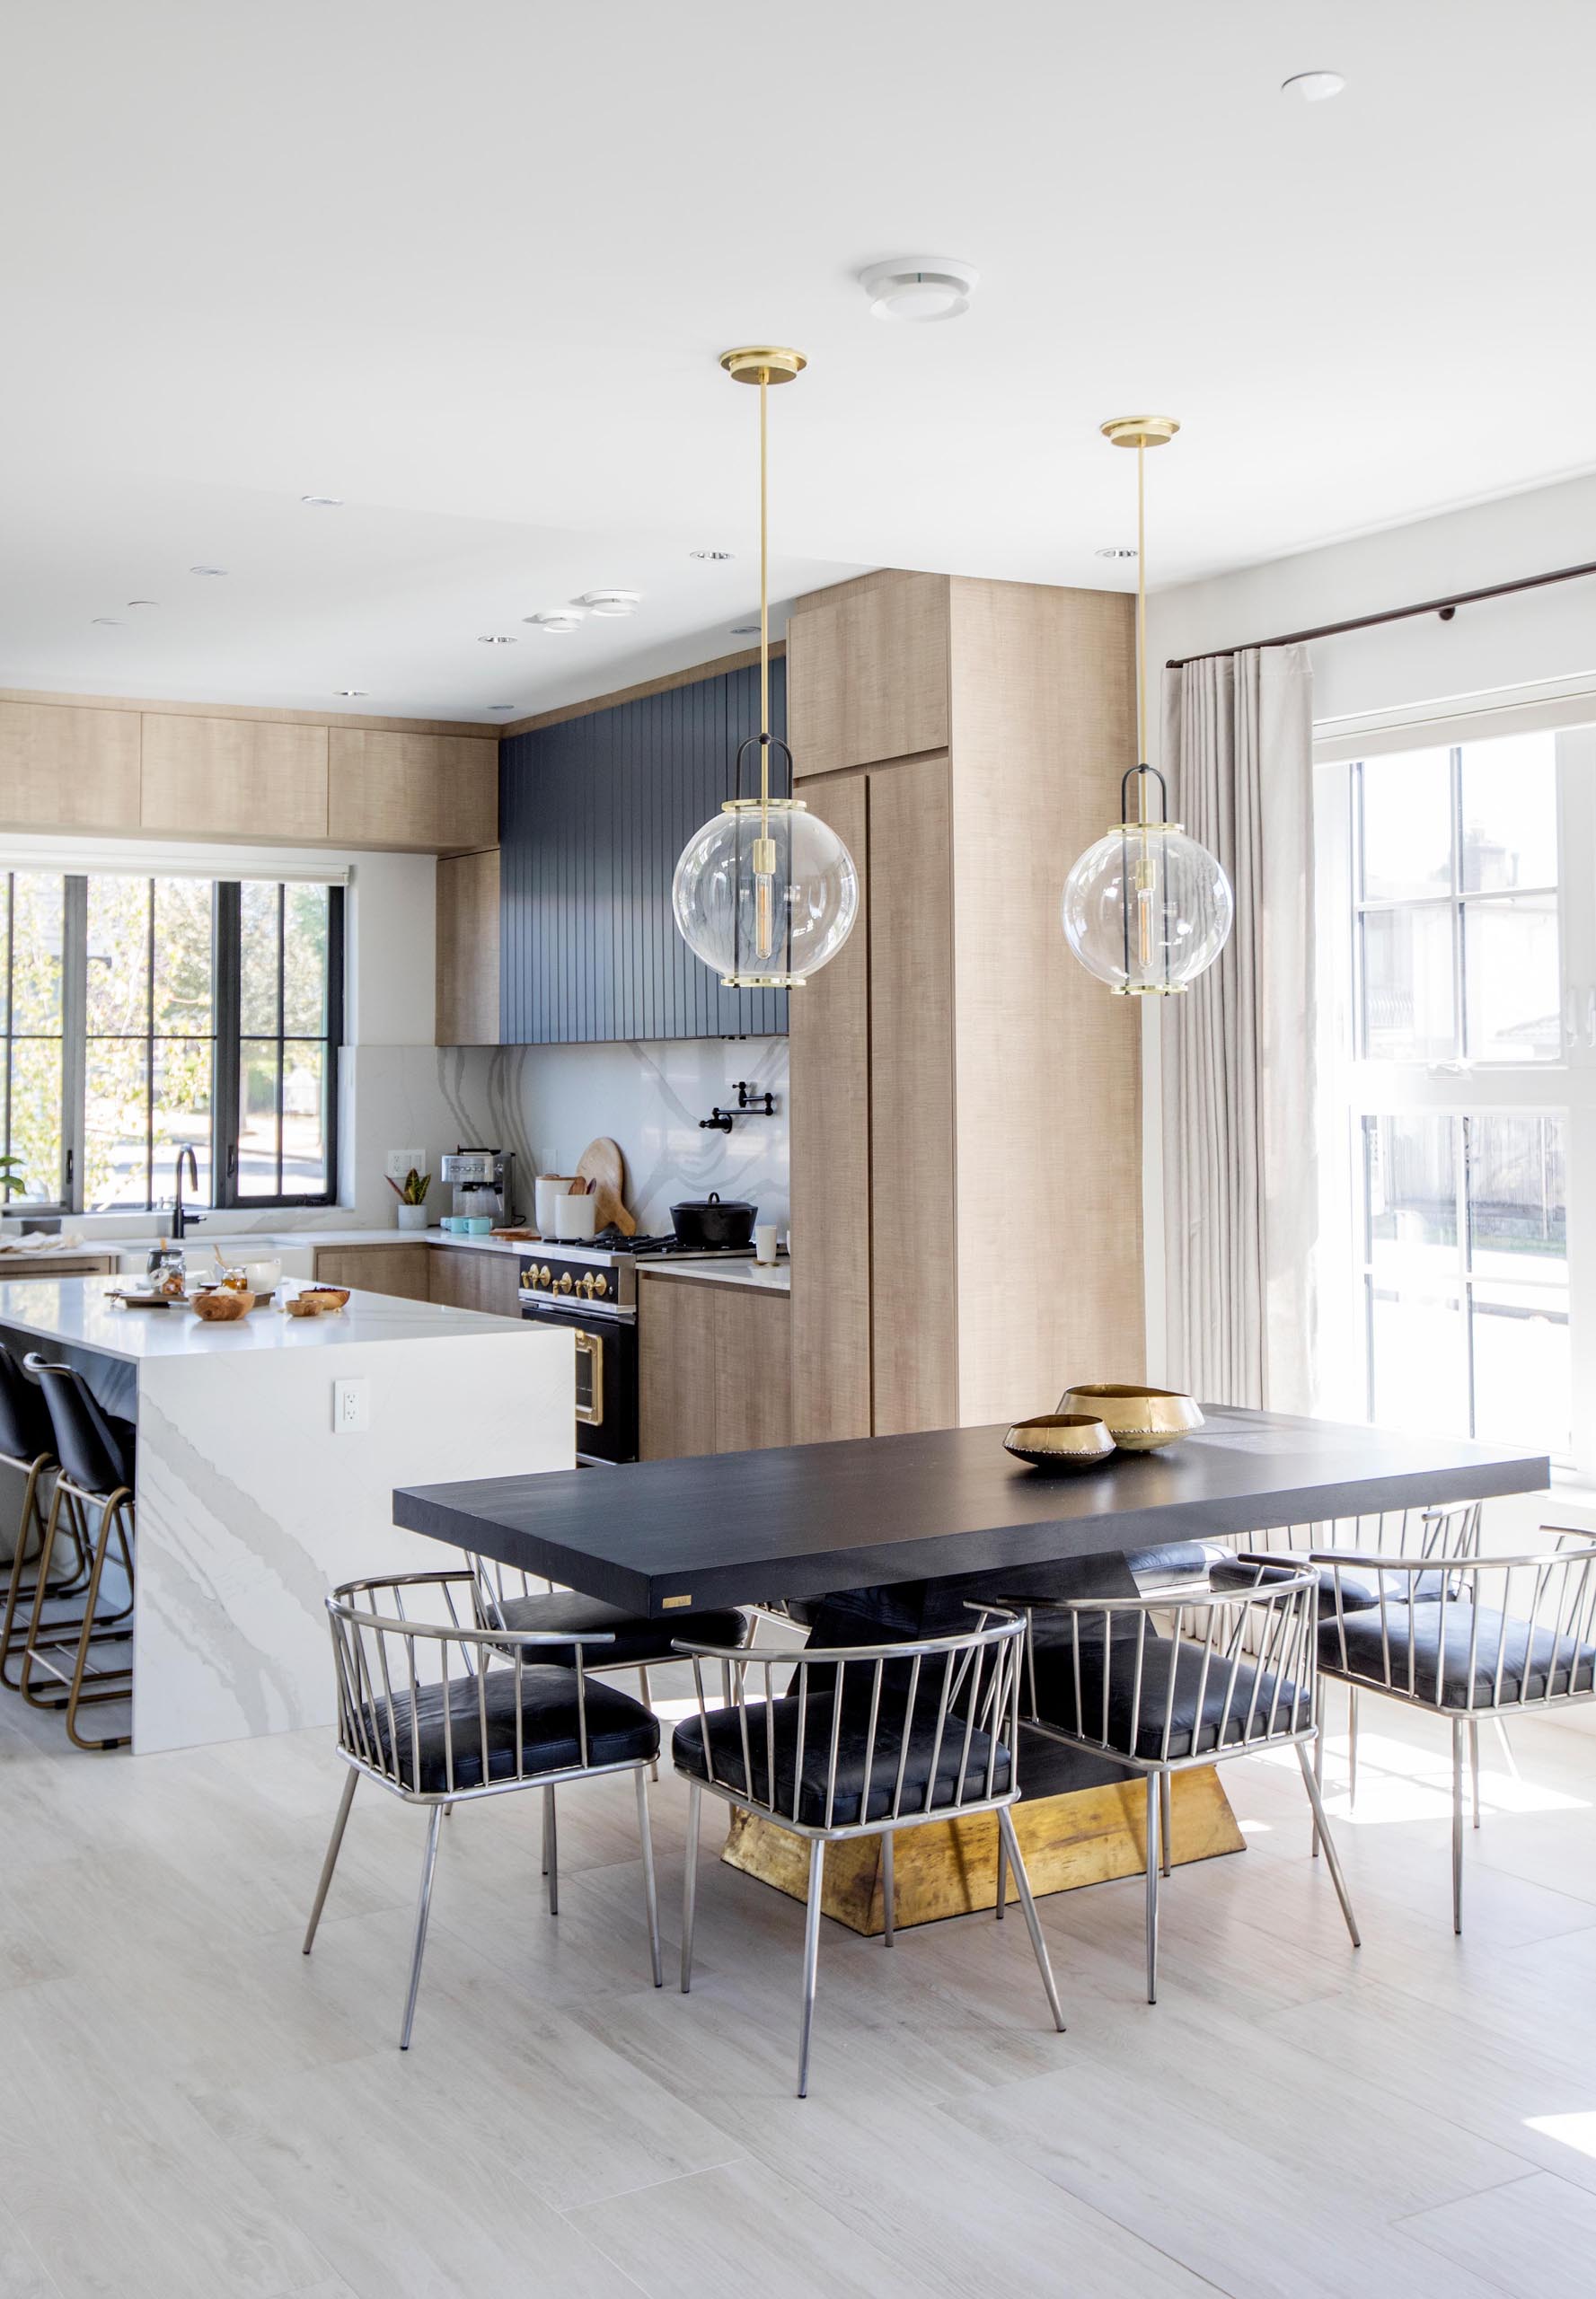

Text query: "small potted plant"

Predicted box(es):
[388, 1167, 431, 1232]
[0, 1151, 27, 1225]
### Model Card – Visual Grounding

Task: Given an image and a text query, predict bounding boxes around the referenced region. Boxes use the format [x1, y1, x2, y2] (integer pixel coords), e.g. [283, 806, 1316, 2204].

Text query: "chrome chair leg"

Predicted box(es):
[543, 1784, 559, 1916]
[302, 1768, 358, 1954]
[1311, 1683, 1325, 1858]
[1493, 1716, 1520, 1778]
[1145, 1773, 1161, 2004]
[797, 1839, 824, 2098]
[1347, 1687, 1360, 1809]
[680, 1779, 701, 1994]
[400, 1807, 444, 2050]
[1468, 1717, 1481, 1830]
[1295, 1740, 1361, 1947]
[881, 1830, 895, 1947]
[1159, 1770, 1173, 1877]
[994, 1814, 1008, 1921]
[635, 1770, 662, 1988]
[997, 1807, 1065, 2033]
[1451, 1717, 1465, 1935]
[638, 1665, 657, 1782]
[719, 1659, 733, 1710]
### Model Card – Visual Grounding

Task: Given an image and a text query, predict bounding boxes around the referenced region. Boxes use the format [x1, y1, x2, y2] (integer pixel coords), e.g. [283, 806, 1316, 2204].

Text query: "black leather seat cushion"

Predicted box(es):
[1125, 1542, 1224, 1589]
[497, 1590, 748, 1669]
[1318, 1602, 1596, 1707]
[1315, 1563, 1456, 1613]
[366, 1664, 657, 1794]
[672, 1688, 1012, 1827]
[1029, 1626, 1309, 1760]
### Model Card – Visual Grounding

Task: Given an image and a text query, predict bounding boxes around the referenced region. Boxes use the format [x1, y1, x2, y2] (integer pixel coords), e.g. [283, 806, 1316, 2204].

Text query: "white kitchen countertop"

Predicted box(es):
[636, 1259, 791, 1295]
[0, 1273, 531, 1363]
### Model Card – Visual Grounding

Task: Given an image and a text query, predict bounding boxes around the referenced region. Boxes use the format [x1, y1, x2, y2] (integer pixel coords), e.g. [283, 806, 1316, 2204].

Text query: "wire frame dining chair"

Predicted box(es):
[671, 1607, 1065, 2098]
[1016, 1557, 1360, 2003]
[1312, 1534, 1596, 1933]
[304, 1569, 664, 2048]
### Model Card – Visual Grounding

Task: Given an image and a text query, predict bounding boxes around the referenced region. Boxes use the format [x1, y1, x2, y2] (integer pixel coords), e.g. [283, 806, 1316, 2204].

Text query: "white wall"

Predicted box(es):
[1142, 470, 1596, 1385]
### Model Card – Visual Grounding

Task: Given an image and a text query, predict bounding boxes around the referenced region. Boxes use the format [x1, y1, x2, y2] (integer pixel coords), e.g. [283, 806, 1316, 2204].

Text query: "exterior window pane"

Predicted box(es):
[1463, 894, 1560, 1061]
[240, 882, 281, 1036]
[1468, 1115, 1565, 1285]
[1471, 1286, 1569, 1457]
[282, 885, 330, 1035]
[11, 876, 66, 1035]
[85, 876, 150, 1035]
[153, 1039, 214, 1208]
[1361, 906, 1455, 1061]
[84, 1037, 151, 1211]
[1360, 749, 1453, 901]
[153, 878, 215, 1035]
[281, 1040, 329, 1195]
[1364, 1114, 1457, 1284]
[1368, 1282, 1468, 1437]
[7, 1038, 63, 1207]
[238, 1040, 281, 1197]
[4, 873, 66, 1205]
[1459, 734, 1558, 894]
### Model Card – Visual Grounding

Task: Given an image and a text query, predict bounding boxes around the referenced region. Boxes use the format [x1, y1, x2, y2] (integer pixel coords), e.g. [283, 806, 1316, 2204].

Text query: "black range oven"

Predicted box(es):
[519, 1253, 639, 1465]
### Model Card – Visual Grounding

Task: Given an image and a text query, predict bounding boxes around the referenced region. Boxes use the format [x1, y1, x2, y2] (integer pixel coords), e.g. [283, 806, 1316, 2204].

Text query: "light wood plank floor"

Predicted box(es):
[2, 1678, 1593, 2298]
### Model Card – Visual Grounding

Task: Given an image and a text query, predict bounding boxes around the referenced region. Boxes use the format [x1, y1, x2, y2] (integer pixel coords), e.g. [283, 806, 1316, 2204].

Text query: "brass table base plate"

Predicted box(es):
[721, 1767, 1245, 1936]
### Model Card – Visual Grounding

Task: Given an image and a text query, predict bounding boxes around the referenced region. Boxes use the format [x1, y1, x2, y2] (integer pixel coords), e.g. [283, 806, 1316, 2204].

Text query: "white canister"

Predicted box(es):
[535, 1175, 577, 1235]
[238, 1255, 284, 1293]
[554, 1193, 597, 1241]
[754, 1224, 779, 1265]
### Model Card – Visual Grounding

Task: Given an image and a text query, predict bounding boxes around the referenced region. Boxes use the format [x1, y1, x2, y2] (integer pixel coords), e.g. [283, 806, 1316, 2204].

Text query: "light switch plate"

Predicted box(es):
[385, 1148, 425, 1182]
[333, 1378, 370, 1433]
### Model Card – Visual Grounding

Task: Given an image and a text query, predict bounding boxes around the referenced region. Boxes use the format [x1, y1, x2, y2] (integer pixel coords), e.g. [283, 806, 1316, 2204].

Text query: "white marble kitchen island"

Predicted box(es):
[0, 1277, 572, 1755]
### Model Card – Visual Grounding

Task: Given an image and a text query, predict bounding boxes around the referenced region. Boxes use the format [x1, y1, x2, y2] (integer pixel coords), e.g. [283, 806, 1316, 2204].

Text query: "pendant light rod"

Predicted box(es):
[1101, 415, 1178, 825]
[760, 370, 770, 814]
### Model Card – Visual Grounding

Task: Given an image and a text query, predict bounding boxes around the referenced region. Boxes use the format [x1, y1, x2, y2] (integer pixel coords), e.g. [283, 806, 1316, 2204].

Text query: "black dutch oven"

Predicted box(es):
[669, 1192, 757, 1249]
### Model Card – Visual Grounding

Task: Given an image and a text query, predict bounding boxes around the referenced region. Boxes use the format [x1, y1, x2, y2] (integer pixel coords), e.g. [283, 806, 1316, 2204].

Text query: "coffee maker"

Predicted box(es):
[439, 1148, 518, 1226]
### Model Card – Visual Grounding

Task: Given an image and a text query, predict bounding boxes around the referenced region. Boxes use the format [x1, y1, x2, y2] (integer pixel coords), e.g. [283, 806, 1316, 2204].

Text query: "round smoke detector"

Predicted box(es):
[858, 255, 979, 323]
[575, 590, 641, 617]
[525, 611, 585, 636]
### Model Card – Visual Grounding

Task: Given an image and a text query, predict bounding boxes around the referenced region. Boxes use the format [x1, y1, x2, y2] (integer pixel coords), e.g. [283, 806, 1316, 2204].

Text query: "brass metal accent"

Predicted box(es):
[719, 796, 808, 815]
[1001, 1413, 1115, 1470]
[661, 1594, 693, 1609]
[553, 1273, 573, 1295]
[573, 1328, 604, 1427]
[719, 346, 807, 385]
[721, 972, 808, 989]
[1058, 1383, 1204, 1451]
[722, 1767, 1244, 1933]
[591, 1273, 609, 1299]
[1100, 415, 1180, 450]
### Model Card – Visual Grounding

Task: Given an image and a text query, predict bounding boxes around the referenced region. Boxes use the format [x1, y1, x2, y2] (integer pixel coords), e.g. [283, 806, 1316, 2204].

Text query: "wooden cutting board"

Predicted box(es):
[575, 1137, 634, 1235]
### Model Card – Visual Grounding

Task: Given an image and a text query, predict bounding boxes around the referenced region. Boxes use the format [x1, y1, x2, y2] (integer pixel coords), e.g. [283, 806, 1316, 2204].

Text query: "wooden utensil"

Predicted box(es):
[575, 1137, 634, 1235]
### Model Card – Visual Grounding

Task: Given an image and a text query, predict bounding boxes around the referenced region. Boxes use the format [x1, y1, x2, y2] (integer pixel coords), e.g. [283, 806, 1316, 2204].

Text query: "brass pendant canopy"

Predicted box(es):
[672, 348, 859, 989]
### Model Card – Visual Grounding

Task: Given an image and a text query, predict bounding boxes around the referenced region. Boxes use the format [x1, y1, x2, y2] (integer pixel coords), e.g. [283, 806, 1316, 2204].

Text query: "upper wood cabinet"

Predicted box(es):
[0, 701, 140, 832]
[785, 570, 949, 778]
[328, 729, 497, 853]
[141, 714, 329, 841]
[436, 848, 501, 1044]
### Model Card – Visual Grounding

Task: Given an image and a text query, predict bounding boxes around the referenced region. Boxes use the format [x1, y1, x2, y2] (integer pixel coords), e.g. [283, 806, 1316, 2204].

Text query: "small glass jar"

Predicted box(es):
[146, 1245, 186, 1296]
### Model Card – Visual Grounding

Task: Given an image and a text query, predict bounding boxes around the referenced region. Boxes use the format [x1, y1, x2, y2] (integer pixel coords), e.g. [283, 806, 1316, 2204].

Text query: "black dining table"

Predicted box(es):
[394, 1405, 1551, 1628]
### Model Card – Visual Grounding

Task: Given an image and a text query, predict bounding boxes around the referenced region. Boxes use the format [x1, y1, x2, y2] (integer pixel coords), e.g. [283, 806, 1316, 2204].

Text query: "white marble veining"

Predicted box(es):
[2, 1277, 573, 1755]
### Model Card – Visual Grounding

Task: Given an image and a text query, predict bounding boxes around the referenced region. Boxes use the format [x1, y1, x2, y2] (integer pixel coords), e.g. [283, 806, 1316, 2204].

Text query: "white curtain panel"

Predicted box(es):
[1160, 644, 1316, 1411]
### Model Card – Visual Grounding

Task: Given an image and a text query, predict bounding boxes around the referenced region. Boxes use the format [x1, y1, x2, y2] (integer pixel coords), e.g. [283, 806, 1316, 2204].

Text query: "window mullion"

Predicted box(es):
[215, 883, 241, 1210]
[60, 876, 88, 1215]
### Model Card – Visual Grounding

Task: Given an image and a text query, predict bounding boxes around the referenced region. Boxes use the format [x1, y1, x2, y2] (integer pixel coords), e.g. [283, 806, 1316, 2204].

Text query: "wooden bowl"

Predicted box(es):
[285, 1294, 323, 1318]
[1002, 1414, 1115, 1472]
[302, 1284, 349, 1310]
[1057, 1384, 1204, 1452]
[190, 1288, 253, 1322]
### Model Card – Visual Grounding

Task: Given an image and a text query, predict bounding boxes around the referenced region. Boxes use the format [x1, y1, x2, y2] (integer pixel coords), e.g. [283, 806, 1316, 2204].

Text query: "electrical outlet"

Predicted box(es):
[332, 1378, 370, 1433]
[385, 1148, 425, 1183]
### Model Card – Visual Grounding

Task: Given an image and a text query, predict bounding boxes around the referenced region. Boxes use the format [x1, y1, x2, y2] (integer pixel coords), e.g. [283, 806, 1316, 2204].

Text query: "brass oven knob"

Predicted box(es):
[538, 1265, 551, 1286]
[591, 1273, 609, 1299]
[554, 1273, 573, 1295]
[578, 1273, 596, 1299]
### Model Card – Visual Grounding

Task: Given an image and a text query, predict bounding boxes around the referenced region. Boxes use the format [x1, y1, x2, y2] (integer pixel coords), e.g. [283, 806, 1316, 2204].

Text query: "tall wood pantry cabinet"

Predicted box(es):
[786, 569, 1147, 1441]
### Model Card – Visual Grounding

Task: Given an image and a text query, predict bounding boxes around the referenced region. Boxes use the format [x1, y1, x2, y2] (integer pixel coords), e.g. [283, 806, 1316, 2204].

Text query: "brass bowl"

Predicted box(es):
[1057, 1384, 1204, 1452]
[1002, 1414, 1115, 1472]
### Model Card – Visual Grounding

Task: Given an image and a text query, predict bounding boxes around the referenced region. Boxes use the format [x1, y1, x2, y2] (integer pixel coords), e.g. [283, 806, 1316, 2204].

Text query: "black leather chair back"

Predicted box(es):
[32, 1362, 135, 1496]
[0, 1343, 52, 1464]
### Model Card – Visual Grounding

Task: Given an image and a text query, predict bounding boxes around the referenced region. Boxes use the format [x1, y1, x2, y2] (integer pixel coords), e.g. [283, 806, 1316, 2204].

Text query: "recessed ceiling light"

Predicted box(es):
[575, 589, 641, 617]
[1095, 547, 1138, 560]
[487, 703, 517, 712]
[730, 623, 762, 636]
[525, 612, 584, 636]
[190, 564, 228, 577]
[334, 688, 368, 698]
[91, 617, 126, 627]
[301, 494, 344, 507]
[126, 597, 159, 608]
[859, 254, 980, 323]
[1282, 69, 1346, 101]
[691, 549, 734, 560]
[478, 634, 517, 645]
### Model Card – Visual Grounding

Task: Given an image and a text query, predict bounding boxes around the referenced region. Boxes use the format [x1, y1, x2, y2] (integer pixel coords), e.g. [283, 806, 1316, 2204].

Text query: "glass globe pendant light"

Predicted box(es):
[1062, 417, 1233, 994]
[672, 348, 860, 988]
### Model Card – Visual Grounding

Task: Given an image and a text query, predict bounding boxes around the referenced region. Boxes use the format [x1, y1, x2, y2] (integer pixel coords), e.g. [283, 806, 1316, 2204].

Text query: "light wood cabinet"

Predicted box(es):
[639, 1274, 789, 1460]
[785, 569, 949, 779]
[0, 1253, 118, 1280]
[0, 702, 140, 832]
[329, 729, 497, 854]
[428, 1246, 523, 1317]
[436, 849, 501, 1044]
[788, 570, 1145, 1442]
[311, 1242, 429, 1300]
[141, 715, 329, 841]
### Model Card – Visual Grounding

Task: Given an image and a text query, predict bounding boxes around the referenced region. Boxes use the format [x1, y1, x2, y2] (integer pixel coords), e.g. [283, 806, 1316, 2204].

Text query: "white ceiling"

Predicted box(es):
[4, 0, 1593, 723]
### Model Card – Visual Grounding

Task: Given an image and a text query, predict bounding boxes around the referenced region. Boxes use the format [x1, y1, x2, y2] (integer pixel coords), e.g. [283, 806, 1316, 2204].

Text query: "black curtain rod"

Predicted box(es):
[1164, 556, 1596, 671]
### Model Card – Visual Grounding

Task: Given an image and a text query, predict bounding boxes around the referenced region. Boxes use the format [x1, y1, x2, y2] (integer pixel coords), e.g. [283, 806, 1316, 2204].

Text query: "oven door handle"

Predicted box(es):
[573, 1326, 604, 1427]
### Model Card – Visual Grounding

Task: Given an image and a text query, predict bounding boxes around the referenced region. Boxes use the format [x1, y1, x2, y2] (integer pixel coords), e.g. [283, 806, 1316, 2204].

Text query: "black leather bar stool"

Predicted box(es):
[0, 1343, 79, 1690]
[20, 1361, 137, 1749]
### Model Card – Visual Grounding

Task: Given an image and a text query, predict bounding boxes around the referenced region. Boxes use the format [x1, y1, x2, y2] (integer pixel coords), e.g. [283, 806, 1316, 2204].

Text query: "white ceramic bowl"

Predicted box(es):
[237, 1256, 282, 1295]
[553, 1194, 597, 1241]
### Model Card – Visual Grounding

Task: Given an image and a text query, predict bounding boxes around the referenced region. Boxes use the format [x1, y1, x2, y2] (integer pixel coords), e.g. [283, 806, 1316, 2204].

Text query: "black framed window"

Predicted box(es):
[0, 872, 342, 1216]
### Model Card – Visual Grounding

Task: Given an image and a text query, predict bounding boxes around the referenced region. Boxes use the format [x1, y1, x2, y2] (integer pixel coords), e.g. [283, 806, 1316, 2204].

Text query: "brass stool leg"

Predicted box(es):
[0, 1455, 53, 1689]
[17, 1480, 72, 1710]
[64, 1493, 134, 1751]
